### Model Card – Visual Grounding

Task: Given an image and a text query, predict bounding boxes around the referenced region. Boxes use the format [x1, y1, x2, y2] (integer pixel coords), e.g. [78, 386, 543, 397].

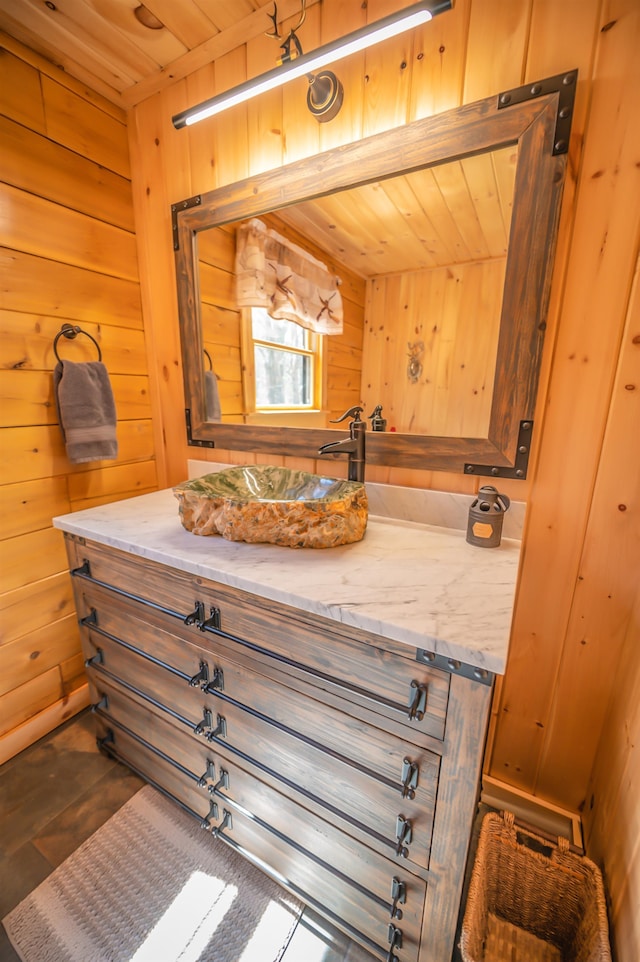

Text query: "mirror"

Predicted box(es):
[173, 71, 576, 478]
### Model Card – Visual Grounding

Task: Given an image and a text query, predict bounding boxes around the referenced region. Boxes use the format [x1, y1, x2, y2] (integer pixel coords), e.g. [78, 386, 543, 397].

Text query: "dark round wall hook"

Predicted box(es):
[53, 323, 102, 362]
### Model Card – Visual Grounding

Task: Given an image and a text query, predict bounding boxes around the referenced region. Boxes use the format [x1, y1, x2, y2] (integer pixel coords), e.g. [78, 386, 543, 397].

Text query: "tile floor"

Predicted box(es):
[0, 710, 379, 962]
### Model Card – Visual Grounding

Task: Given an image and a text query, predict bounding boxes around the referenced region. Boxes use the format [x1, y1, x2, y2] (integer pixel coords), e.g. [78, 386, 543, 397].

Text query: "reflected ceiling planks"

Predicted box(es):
[276, 146, 517, 279]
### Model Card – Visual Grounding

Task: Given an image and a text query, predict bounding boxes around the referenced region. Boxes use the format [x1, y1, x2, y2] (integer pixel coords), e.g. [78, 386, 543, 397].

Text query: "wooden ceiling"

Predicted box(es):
[0, 1, 515, 276]
[276, 147, 516, 277]
[0, 0, 318, 107]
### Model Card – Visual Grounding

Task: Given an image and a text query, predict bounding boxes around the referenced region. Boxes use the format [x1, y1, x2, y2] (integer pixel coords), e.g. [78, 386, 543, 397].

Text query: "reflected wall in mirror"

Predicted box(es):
[173, 71, 576, 478]
[196, 146, 515, 438]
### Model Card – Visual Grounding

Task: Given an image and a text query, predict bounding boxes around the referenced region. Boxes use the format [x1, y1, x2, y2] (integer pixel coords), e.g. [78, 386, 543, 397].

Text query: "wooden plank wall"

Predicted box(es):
[584, 588, 640, 962]
[0, 36, 159, 762]
[362, 258, 505, 436]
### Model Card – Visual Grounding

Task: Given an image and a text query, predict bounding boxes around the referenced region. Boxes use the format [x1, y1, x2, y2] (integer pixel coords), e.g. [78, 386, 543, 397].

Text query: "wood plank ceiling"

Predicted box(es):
[0, 0, 317, 107]
[0, 0, 515, 277]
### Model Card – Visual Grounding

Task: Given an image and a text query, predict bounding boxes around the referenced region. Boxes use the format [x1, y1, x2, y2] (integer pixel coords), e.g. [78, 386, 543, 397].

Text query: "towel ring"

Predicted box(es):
[203, 349, 213, 371]
[53, 323, 102, 362]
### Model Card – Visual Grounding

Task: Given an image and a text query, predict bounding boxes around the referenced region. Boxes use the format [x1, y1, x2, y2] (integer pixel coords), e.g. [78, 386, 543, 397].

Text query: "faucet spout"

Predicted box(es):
[318, 437, 357, 456]
[317, 407, 366, 483]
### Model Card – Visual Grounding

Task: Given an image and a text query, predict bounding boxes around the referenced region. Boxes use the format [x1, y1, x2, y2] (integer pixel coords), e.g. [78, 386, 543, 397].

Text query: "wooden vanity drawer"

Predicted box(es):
[80, 583, 441, 795]
[68, 537, 450, 740]
[93, 704, 426, 962]
[85, 628, 437, 871]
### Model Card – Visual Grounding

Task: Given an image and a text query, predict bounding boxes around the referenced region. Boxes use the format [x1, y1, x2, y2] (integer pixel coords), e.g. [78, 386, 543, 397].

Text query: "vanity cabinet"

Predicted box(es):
[63, 533, 494, 962]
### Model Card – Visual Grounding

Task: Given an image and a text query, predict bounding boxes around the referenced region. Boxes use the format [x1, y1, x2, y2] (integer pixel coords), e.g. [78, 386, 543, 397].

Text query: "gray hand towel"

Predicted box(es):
[54, 359, 118, 464]
[204, 368, 221, 422]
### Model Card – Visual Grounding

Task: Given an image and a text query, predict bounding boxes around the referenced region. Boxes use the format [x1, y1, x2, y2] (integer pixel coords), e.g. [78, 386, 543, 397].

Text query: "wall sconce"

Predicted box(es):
[172, 0, 453, 129]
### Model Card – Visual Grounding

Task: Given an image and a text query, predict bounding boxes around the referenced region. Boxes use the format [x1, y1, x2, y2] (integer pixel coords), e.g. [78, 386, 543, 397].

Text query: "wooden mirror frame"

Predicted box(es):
[173, 71, 576, 479]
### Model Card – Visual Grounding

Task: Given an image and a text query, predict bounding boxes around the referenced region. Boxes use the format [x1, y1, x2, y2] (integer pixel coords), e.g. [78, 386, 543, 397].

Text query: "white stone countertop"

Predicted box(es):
[54, 487, 521, 675]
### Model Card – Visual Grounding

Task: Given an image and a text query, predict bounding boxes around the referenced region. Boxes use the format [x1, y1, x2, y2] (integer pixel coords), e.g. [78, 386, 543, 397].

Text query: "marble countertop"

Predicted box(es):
[54, 487, 521, 675]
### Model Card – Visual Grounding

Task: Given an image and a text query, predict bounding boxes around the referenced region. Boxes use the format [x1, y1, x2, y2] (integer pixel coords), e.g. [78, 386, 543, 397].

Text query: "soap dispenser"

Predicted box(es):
[368, 405, 387, 431]
[466, 485, 511, 548]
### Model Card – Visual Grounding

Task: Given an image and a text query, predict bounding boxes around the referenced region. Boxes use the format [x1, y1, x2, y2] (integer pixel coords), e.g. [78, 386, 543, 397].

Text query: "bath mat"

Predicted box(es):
[3, 785, 303, 962]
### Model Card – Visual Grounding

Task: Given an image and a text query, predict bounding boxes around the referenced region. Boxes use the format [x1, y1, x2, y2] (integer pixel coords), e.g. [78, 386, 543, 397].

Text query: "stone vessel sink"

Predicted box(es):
[173, 465, 368, 548]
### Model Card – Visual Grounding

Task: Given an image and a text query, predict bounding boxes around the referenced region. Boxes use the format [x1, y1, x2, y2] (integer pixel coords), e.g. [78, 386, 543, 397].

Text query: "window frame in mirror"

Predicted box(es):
[172, 72, 576, 479]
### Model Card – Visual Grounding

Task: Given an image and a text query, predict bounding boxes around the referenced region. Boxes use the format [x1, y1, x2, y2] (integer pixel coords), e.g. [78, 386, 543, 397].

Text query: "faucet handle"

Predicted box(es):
[331, 405, 363, 424]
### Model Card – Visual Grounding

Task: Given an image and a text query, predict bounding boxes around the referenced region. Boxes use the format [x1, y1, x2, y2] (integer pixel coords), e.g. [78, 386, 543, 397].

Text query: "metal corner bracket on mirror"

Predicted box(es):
[464, 420, 533, 480]
[172, 70, 577, 478]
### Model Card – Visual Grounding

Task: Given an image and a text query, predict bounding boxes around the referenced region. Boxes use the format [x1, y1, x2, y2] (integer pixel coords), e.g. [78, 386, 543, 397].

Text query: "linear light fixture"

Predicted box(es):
[172, 0, 453, 128]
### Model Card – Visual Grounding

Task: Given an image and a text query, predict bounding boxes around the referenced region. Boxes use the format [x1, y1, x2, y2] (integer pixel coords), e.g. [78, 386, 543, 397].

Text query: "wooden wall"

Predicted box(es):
[0, 1, 637, 958]
[128, 0, 639, 809]
[362, 258, 505, 436]
[584, 587, 640, 962]
[0, 37, 158, 762]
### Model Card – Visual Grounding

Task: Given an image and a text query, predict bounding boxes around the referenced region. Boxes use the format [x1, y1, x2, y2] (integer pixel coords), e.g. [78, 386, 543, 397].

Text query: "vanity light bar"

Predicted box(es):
[172, 0, 453, 128]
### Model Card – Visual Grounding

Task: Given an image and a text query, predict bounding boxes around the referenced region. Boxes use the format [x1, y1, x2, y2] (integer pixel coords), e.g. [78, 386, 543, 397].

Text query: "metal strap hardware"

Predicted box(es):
[400, 758, 419, 799]
[407, 680, 427, 720]
[395, 815, 412, 857]
[197, 759, 216, 788]
[390, 877, 406, 919]
[416, 647, 494, 686]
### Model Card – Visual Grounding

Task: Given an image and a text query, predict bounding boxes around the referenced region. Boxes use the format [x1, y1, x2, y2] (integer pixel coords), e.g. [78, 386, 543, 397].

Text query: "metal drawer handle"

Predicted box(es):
[210, 769, 229, 794]
[189, 661, 224, 694]
[200, 799, 218, 830]
[184, 601, 205, 626]
[200, 607, 221, 631]
[91, 694, 109, 713]
[71, 559, 91, 578]
[390, 877, 406, 920]
[197, 759, 216, 787]
[194, 708, 213, 735]
[85, 648, 104, 668]
[407, 680, 427, 720]
[97, 730, 114, 752]
[387, 923, 403, 962]
[202, 667, 224, 694]
[400, 758, 418, 799]
[212, 809, 232, 838]
[395, 815, 412, 857]
[207, 714, 227, 741]
[189, 661, 209, 688]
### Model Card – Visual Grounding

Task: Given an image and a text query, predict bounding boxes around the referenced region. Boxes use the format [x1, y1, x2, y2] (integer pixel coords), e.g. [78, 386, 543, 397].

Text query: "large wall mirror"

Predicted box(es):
[173, 71, 576, 478]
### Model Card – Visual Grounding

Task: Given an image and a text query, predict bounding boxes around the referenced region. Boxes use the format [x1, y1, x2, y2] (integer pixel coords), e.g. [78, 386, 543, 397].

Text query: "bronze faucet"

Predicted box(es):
[318, 406, 366, 483]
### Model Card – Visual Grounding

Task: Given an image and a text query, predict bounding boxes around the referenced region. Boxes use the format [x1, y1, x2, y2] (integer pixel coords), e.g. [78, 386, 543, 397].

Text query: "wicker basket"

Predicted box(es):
[460, 811, 611, 962]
